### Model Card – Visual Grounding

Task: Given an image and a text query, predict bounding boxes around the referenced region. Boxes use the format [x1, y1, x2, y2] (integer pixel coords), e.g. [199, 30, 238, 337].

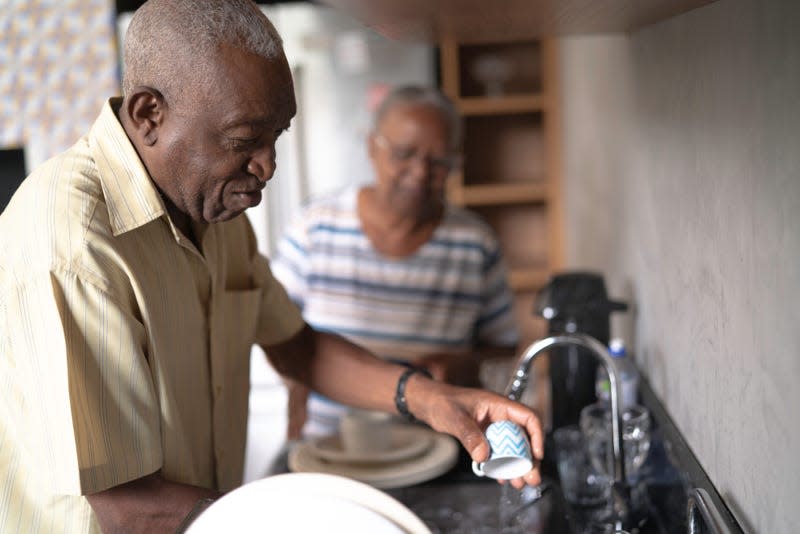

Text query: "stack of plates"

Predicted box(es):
[288, 423, 459, 489]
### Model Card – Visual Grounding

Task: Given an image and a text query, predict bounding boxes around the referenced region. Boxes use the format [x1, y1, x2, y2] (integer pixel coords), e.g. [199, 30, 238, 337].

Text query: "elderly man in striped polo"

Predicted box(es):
[272, 86, 520, 440]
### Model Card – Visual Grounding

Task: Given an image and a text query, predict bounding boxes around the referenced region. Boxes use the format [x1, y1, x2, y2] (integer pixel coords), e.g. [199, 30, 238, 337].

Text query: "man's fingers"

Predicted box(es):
[444, 407, 491, 462]
[506, 467, 541, 489]
[503, 405, 544, 460]
[509, 477, 526, 490]
[525, 418, 544, 460]
[464, 429, 490, 463]
[523, 468, 542, 487]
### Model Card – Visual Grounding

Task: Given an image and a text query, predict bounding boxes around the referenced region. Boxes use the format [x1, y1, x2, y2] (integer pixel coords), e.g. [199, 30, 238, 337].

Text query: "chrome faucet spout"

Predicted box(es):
[504, 333, 627, 485]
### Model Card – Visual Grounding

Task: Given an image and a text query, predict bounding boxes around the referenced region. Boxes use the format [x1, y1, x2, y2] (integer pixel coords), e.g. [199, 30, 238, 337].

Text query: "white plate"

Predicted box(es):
[308, 424, 433, 464]
[289, 430, 459, 489]
[186, 472, 430, 534]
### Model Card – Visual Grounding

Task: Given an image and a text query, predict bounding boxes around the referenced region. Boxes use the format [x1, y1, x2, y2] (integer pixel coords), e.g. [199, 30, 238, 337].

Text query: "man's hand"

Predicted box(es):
[264, 328, 541, 488]
[404, 374, 544, 489]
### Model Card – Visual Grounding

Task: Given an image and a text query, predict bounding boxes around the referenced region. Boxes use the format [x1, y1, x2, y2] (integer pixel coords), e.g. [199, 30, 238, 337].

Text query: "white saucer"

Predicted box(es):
[308, 424, 433, 464]
[289, 429, 459, 489]
[186, 473, 430, 533]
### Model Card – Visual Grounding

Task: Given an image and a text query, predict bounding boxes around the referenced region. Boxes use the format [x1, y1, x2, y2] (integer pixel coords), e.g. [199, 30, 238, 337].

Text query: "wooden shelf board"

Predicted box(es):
[452, 182, 548, 206]
[457, 95, 546, 115]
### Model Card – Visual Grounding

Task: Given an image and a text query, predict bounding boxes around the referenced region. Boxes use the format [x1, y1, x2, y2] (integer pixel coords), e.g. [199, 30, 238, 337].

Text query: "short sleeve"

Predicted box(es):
[252, 254, 305, 346]
[2, 270, 161, 495]
[269, 210, 312, 310]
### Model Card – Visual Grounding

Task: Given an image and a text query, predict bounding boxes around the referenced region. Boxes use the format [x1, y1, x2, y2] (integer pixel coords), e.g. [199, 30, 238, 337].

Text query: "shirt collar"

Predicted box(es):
[88, 98, 167, 237]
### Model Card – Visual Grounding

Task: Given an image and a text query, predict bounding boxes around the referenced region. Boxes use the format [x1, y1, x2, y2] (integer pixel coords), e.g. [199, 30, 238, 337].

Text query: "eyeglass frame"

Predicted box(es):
[373, 133, 461, 173]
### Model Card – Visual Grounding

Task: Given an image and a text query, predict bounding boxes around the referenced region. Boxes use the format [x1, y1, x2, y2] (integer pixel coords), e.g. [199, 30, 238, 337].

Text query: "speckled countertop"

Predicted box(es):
[273, 377, 743, 533]
[384, 377, 743, 533]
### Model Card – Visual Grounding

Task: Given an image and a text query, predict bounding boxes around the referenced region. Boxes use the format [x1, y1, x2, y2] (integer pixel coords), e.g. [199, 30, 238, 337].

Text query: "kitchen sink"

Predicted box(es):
[387, 427, 689, 534]
[270, 376, 738, 533]
[388, 474, 570, 533]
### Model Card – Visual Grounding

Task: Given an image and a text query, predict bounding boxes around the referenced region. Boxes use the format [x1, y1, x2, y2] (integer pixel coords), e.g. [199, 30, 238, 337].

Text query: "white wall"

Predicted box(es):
[560, 1, 800, 531]
[265, 4, 434, 202]
[244, 4, 434, 482]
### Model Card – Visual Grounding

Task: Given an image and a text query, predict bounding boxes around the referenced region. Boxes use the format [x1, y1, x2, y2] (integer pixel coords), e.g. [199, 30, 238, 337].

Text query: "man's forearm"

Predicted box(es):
[264, 325, 404, 415]
[472, 343, 517, 363]
[86, 472, 221, 534]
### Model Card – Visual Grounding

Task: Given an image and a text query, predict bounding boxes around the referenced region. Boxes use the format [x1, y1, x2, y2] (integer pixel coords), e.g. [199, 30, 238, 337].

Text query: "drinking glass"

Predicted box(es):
[579, 402, 651, 482]
[553, 425, 612, 507]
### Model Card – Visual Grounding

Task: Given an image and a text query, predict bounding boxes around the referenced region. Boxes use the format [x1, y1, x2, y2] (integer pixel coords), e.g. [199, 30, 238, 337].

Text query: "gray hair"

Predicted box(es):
[373, 86, 462, 150]
[122, 0, 284, 101]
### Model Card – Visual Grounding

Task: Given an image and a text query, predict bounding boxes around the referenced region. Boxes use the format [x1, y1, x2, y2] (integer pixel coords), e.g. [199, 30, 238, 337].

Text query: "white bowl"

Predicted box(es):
[186, 472, 430, 534]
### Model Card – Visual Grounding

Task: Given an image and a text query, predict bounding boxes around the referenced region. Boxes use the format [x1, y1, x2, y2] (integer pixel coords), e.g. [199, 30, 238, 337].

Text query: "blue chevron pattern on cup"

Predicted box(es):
[472, 420, 533, 479]
[486, 421, 531, 458]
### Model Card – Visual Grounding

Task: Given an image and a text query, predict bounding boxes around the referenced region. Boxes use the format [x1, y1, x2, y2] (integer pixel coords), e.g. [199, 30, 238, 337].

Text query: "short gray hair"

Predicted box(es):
[122, 0, 284, 101]
[373, 86, 462, 150]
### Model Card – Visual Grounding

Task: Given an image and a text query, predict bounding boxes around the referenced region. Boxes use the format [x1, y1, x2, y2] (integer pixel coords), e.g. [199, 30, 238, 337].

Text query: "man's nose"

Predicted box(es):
[246, 145, 276, 183]
[407, 154, 432, 177]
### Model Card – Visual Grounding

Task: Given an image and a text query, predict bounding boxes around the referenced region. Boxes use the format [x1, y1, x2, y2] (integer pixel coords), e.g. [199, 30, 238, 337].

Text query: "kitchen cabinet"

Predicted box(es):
[440, 37, 562, 347]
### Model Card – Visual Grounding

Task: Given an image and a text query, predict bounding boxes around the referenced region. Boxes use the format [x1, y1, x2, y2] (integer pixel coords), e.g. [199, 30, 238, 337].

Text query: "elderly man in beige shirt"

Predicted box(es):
[0, 1, 544, 532]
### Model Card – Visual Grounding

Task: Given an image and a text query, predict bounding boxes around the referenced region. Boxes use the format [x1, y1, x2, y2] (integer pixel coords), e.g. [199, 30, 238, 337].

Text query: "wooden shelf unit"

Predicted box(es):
[441, 37, 564, 348]
[456, 95, 546, 115]
[448, 182, 548, 207]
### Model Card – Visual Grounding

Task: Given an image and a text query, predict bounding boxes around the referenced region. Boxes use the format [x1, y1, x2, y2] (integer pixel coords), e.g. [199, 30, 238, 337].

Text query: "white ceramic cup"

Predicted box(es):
[339, 409, 393, 456]
[471, 420, 533, 479]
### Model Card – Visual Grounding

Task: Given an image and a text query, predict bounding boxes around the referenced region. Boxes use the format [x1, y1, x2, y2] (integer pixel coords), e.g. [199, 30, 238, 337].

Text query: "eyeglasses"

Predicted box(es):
[374, 134, 459, 173]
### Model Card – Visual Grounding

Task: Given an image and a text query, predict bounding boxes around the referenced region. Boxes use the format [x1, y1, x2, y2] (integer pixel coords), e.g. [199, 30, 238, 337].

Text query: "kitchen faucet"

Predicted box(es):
[505, 333, 631, 523]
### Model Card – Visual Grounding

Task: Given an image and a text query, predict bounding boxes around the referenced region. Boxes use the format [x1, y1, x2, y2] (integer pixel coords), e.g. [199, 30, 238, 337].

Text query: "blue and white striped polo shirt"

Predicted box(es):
[271, 187, 518, 363]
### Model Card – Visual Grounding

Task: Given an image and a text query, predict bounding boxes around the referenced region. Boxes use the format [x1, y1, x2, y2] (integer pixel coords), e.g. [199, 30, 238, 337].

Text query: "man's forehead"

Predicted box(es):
[217, 101, 294, 130]
[210, 50, 296, 127]
[379, 105, 446, 132]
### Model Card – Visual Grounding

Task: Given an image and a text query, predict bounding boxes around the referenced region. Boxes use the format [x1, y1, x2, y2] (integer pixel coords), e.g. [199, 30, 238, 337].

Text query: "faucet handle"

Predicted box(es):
[687, 487, 735, 534]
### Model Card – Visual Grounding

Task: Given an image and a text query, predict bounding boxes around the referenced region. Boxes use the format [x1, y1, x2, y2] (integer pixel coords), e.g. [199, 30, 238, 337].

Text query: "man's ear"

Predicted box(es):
[367, 132, 378, 161]
[124, 87, 166, 147]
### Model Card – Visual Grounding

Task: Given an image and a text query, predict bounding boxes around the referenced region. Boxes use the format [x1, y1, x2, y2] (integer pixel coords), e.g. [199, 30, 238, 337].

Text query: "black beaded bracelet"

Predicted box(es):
[394, 366, 432, 422]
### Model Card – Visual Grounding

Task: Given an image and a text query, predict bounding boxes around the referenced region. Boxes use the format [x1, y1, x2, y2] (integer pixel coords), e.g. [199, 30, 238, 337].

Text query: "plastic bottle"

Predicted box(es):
[595, 338, 639, 410]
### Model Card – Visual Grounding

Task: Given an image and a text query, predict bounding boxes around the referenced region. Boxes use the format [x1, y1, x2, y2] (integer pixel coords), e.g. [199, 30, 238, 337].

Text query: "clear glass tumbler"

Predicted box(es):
[579, 402, 651, 483]
[553, 425, 612, 507]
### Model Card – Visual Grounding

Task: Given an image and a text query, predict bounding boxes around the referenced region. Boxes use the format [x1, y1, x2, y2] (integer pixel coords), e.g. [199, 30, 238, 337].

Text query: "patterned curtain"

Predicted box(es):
[1, 0, 119, 168]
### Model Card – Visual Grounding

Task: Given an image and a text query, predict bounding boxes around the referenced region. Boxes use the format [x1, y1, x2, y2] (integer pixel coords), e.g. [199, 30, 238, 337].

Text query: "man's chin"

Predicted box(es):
[212, 192, 263, 221]
[394, 192, 442, 218]
[206, 208, 246, 224]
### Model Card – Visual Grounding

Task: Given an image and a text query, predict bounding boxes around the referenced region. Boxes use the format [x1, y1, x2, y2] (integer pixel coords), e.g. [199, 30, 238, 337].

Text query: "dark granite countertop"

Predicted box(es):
[386, 427, 685, 533]
[382, 377, 744, 533]
[272, 377, 743, 533]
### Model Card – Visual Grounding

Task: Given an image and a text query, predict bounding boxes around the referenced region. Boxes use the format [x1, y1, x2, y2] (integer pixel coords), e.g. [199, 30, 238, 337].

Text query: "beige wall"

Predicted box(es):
[560, 0, 799, 532]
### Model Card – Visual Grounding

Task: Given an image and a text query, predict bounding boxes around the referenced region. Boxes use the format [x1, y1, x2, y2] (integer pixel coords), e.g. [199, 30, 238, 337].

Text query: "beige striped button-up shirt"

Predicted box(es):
[0, 99, 305, 532]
